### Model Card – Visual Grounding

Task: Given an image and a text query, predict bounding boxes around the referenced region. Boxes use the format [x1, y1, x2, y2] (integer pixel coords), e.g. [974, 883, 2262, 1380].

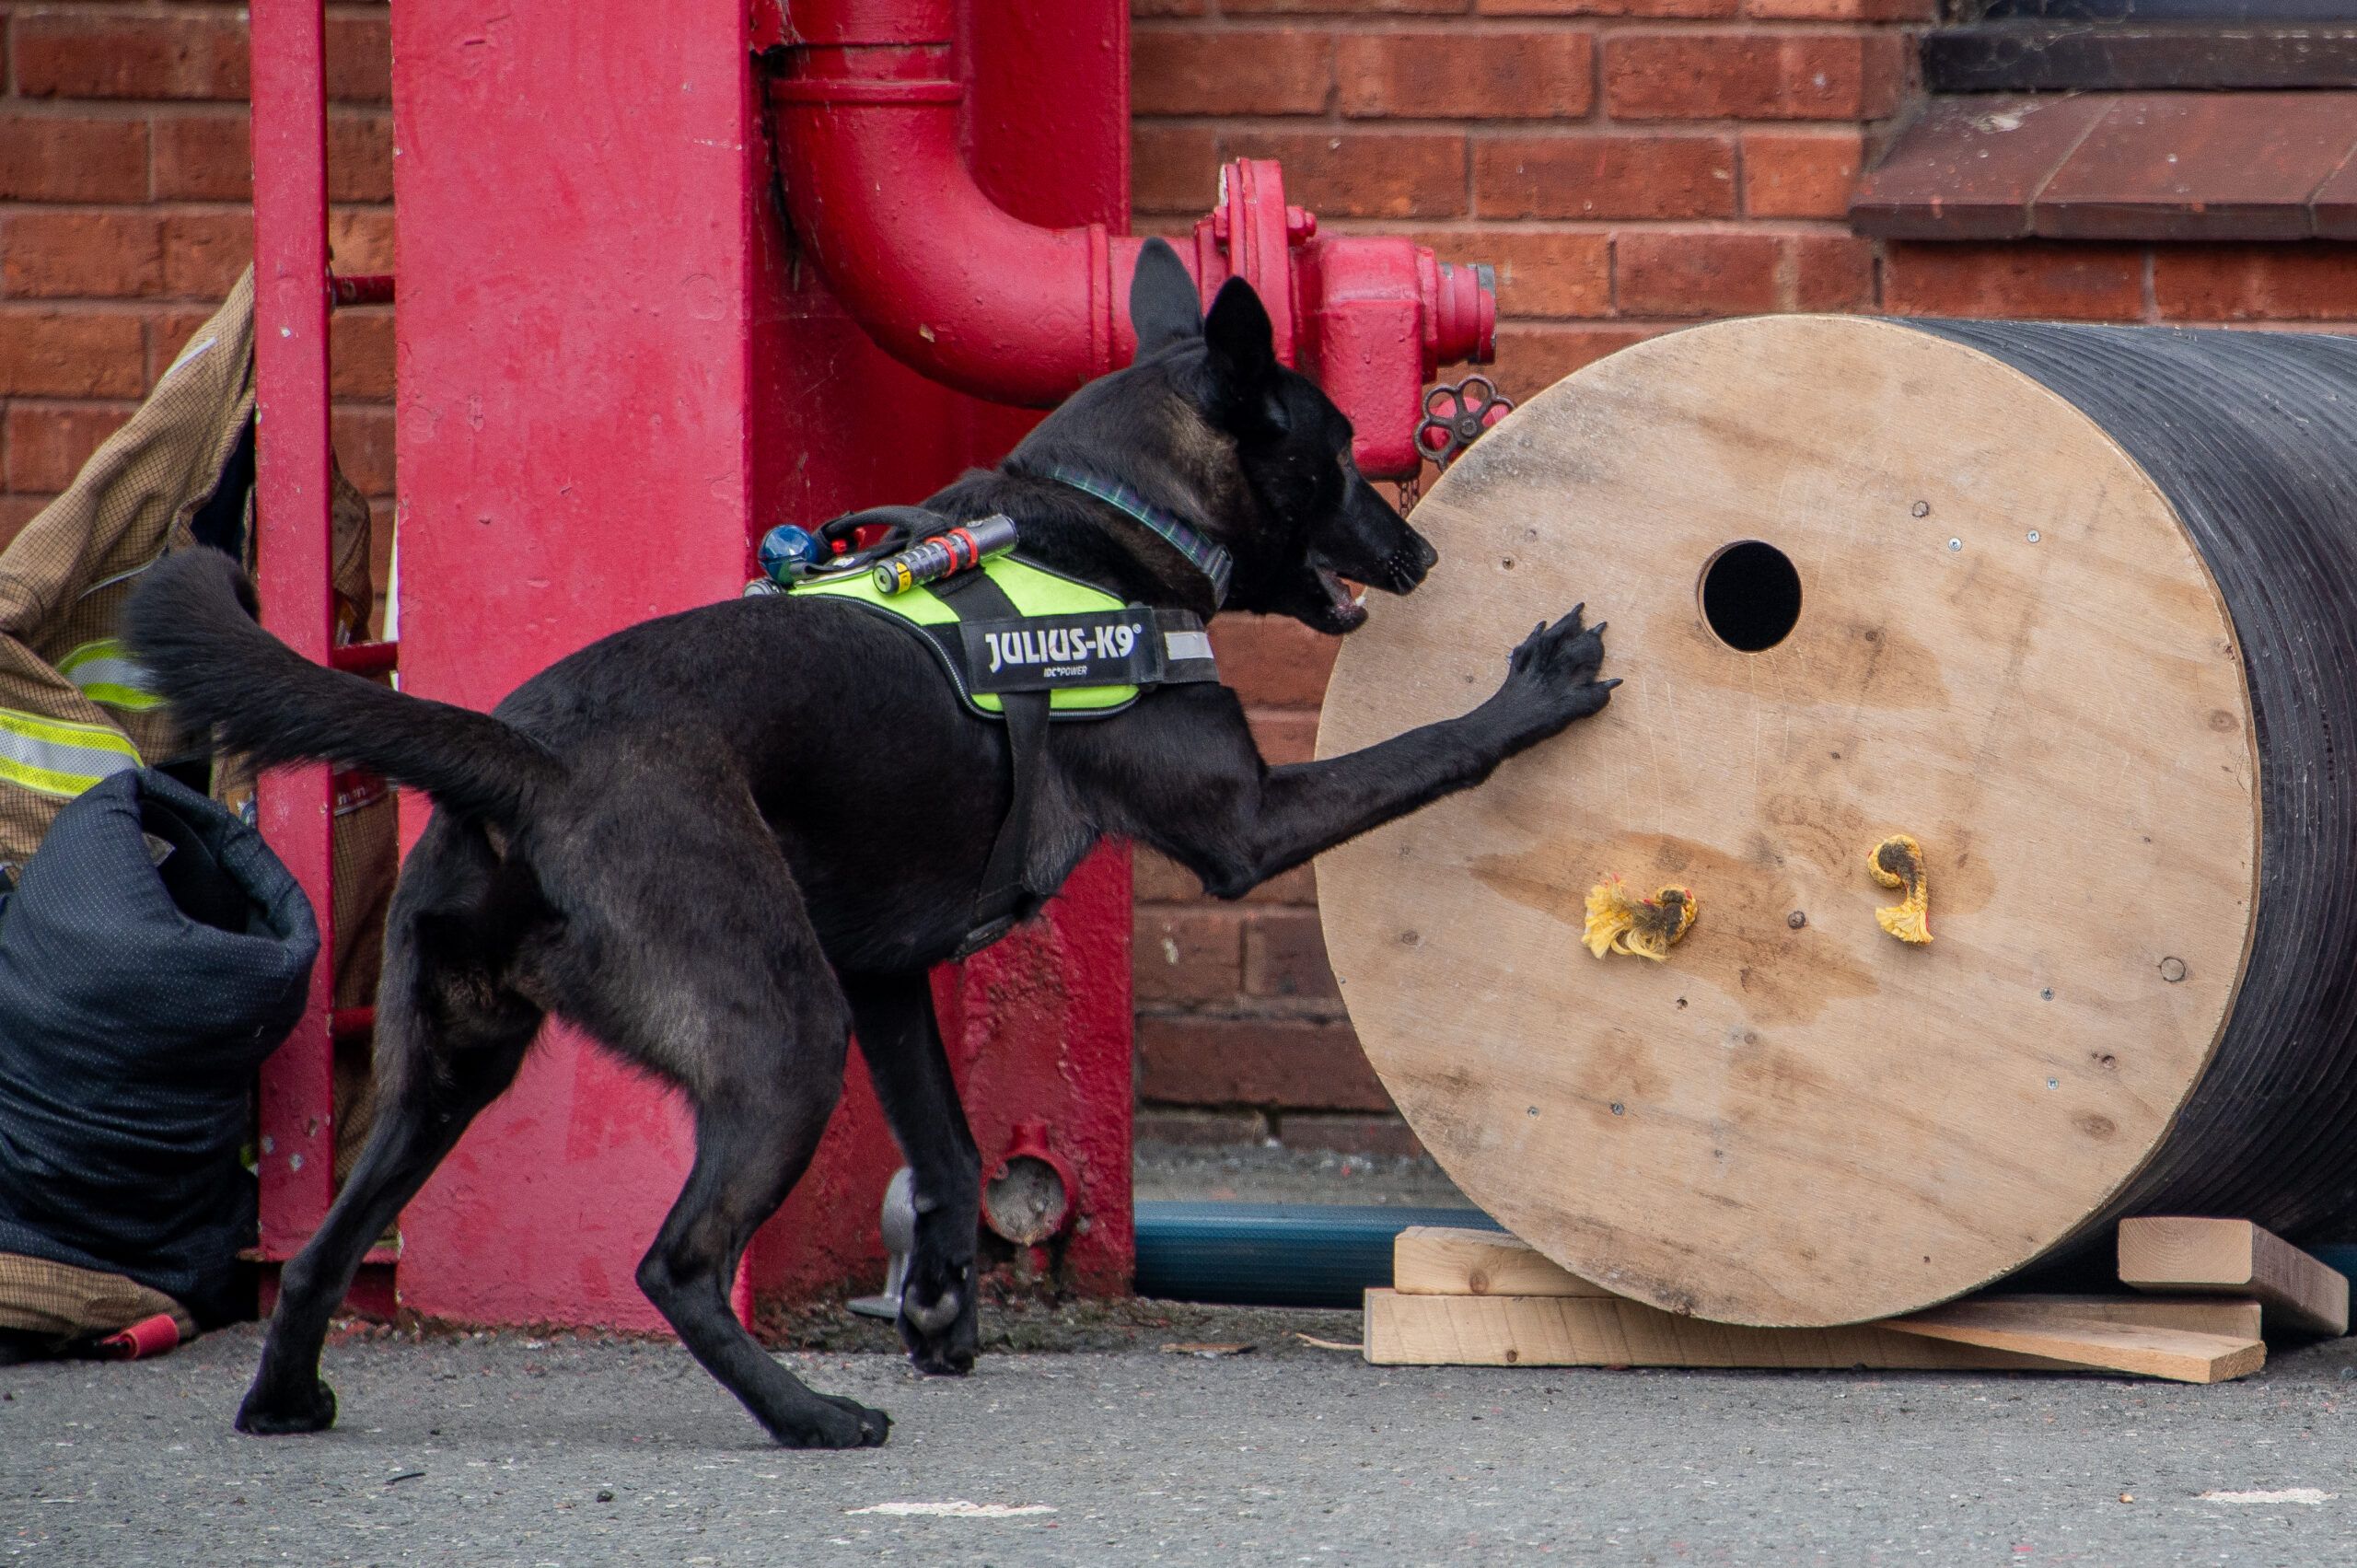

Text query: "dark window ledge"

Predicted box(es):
[1927, 22, 2357, 92]
[1851, 90, 2357, 239]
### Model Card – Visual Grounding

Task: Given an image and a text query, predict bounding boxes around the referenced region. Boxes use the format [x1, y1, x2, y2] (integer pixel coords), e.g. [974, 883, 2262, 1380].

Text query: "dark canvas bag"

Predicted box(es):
[0, 769, 318, 1337]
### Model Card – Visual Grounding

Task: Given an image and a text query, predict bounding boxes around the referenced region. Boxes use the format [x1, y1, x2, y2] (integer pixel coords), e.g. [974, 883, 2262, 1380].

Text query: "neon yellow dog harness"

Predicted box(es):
[789, 553, 1218, 720]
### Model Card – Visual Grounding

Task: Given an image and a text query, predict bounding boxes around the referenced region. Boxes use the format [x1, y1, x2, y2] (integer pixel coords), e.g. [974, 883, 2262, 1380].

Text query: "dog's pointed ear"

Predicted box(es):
[1130, 238, 1203, 358]
[1204, 277, 1275, 386]
[1203, 277, 1284, 434]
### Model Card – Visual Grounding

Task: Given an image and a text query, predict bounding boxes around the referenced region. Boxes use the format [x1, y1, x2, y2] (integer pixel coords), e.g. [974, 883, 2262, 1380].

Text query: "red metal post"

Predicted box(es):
[248, 0, 339, 1256]
[388, 0, 763, 1331]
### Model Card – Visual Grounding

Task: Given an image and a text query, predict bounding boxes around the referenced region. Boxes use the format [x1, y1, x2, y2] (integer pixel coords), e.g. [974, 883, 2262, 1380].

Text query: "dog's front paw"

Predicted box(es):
[899, 1258, 978, 1376]
[1489, 605, 1619, 739]
[235, 1377, 337, 1436]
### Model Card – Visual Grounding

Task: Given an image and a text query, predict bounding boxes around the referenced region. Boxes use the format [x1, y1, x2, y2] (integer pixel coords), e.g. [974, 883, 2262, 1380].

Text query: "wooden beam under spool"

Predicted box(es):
[1376, 1228, 2267, 1378]
[1884, 1298, 2264, 1384]
[1392, 1225, 1617, 1298]
[1364, 1290, 2081, 1371]
[1970, 1295, 2261, 1340]
[1393, 1226, 2266, 1336]
[2117, 1217, 2351, 1337]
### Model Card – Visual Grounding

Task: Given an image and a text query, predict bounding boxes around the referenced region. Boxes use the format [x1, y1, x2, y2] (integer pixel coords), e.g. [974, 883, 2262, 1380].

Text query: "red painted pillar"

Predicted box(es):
[387, 0, 1135, 1325]
[389, 0, 760, 1329]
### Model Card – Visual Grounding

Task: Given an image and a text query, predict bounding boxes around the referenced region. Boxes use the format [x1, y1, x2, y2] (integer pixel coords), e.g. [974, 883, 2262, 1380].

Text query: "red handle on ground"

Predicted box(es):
[96, 1314, 182, 1361]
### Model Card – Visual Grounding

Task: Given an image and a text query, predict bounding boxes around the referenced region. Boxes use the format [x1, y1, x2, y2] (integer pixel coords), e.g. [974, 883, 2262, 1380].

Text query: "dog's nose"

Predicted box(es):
[1393, 533, 1438, 588]
[1385, 539, 1435, 593]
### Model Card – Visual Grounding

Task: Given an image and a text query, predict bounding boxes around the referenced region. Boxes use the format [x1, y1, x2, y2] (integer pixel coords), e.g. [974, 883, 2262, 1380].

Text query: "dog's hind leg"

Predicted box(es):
[544, 761, 888, 1448]
[634, 1057, 888, 1448]
[842, 971, 980, 1376]
[238, 819, 546, 1436]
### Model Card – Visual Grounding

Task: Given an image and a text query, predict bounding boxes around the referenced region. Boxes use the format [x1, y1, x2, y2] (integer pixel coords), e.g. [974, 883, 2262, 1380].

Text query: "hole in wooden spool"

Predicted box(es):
[1699, 540, 1802, 653]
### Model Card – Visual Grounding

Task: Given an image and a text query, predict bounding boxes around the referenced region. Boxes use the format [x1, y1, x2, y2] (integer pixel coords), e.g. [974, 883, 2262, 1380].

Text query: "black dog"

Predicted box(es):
[126, 238, 1615, 1450]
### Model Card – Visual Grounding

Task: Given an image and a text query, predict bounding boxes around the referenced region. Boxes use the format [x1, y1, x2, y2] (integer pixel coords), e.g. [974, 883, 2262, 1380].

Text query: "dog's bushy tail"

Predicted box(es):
[125, 548, 562, 829]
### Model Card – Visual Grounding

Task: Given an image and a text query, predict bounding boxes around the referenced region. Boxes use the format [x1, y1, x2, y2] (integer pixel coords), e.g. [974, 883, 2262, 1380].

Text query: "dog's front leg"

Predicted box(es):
[843, 970, 981, 1376]
[1120, 607, 1613, 898]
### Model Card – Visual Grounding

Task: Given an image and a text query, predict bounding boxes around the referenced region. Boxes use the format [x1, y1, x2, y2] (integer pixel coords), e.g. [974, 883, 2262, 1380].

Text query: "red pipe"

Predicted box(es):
[768, 0, 1493, 478]
[771, 0, 1118, 405]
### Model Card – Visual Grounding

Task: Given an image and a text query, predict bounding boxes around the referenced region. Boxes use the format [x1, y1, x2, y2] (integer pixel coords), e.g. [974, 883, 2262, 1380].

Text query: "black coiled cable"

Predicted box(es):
[1920, 320, 2357, 1246]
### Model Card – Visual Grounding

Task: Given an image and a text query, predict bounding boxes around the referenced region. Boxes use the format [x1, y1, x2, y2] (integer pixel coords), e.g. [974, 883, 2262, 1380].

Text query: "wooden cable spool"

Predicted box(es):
[1317, 315, 2357, 1328]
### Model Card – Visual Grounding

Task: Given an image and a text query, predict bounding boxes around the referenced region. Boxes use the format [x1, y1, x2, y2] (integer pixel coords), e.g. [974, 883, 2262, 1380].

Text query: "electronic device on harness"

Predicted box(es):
[747, 485, 1225, 956]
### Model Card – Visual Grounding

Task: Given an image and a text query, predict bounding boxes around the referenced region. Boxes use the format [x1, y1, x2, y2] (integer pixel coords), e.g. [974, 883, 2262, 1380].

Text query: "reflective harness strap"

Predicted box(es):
[0, 707, 141, 800]
[932, 568, 1051, 958]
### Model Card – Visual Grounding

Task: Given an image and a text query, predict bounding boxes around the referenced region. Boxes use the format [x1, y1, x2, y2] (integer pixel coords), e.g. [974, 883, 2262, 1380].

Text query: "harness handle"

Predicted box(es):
[818, 505, 935, 560]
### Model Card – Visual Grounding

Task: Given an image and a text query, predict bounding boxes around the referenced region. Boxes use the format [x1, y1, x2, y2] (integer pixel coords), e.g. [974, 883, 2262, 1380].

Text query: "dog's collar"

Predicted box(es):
[1043, 464, 1232, 608]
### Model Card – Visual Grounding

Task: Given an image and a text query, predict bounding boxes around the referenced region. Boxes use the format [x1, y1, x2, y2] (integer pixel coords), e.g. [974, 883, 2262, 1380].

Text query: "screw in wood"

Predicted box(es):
[1787, 910, 1807, 929]
[2160, 957, 2189, 982]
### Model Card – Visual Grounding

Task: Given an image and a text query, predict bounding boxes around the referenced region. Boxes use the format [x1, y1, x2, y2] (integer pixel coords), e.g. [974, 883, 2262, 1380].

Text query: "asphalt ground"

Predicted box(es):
[8, 1314, 2357, 1567]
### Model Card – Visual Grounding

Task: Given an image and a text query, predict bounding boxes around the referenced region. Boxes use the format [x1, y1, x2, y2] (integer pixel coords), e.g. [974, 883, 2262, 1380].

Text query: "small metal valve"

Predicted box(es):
[847, 1167, 917, 1321]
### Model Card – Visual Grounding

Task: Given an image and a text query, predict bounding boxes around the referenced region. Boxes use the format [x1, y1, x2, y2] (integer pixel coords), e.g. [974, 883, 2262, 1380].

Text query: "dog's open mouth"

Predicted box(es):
[1316, 567, 1369, 633]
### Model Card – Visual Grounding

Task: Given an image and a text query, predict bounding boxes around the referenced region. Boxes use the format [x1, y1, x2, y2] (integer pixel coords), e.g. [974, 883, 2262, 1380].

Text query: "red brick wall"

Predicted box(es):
[0, 3, 393, 602]
[1126, 1, 2357, 1148]
[1132, 0, 1912, 411]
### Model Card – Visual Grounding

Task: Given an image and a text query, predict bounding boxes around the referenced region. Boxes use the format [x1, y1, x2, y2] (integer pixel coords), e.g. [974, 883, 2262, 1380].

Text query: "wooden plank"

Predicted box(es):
[1885, 1298, 2264, 1384]
[2118, 1217, 2350, 1337]
[1388, 1229, 2262, 1337]
[1364, 1290, 2078, 1372]
[1999, 1294, 2262, 1341]
[1316, 315, 2259, 1330]
[1392, 1226, 1616, 1298]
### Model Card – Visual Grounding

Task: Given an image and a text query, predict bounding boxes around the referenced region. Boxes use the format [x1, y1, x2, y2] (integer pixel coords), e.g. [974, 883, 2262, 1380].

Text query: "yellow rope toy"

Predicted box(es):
[1867, 833, 1932, 945]
[1583, 877, 1699, 962]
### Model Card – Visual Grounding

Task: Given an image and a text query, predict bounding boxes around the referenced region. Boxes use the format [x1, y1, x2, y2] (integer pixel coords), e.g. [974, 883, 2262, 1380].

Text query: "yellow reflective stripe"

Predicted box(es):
[58, 638, 165, 713]
[791, 556, 1141, 710]
[0, 707, 140, 800]
[970, 683, 1134, 714]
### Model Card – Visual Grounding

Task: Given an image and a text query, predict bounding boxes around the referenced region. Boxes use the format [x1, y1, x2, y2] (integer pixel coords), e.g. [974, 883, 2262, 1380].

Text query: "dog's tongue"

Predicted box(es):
[1318, 568, 1368, 632]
